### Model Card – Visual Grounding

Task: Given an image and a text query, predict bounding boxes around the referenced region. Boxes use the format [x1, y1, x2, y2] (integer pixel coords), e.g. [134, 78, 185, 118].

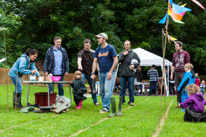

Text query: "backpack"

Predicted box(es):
[198, 111, 206, 122]
[50, 96, 71, 114]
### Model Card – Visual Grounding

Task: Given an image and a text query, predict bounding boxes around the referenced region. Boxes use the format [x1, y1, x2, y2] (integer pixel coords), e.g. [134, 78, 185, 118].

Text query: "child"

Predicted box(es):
[200, 80, 205, 95]
[177, 63, 195, 109]
[71, 71, 87, 109]
[195, 73, 200, 87]
[179, 84, 206, 122]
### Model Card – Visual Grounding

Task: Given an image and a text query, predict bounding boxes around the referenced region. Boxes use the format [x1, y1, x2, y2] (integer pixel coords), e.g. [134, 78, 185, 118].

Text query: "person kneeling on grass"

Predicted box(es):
[71, 70, 87, 109]
[178, 84, 206, 122]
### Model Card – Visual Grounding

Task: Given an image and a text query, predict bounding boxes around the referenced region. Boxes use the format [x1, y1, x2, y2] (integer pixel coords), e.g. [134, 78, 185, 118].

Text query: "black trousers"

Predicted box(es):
[169, 82, 175, 95]
[184, 108, 202, 122]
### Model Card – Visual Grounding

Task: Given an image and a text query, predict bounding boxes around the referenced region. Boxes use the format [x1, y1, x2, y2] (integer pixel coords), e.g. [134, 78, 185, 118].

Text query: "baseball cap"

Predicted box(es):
[95, 33, 108, 40]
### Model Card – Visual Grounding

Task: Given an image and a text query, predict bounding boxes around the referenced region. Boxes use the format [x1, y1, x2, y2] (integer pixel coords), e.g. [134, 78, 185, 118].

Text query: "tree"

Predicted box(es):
[0, 2, 22, 67]
[2, 0, 206, 74]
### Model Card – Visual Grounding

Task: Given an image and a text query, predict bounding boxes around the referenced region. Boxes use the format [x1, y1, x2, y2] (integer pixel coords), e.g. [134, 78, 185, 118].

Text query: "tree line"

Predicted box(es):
[0, 0, 206, 73]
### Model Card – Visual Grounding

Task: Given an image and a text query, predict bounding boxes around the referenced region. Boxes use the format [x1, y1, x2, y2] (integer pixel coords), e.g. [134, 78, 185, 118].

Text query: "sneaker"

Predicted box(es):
[99, 108, 109, 113]
[176, 103, 181, 108]
[129, 102, 135, 106]
[95, 103, 100, 106]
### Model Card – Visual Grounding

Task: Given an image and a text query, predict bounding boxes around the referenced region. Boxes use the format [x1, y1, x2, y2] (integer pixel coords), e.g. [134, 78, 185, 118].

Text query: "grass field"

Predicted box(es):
[0, 85, 206, 137]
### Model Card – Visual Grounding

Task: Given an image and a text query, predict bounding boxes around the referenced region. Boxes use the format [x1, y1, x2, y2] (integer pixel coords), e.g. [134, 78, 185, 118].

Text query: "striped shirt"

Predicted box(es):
[147, 68, 159, 81]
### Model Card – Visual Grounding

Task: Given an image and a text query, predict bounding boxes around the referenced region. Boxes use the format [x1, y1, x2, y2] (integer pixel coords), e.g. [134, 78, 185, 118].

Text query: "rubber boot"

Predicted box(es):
[13, 92, 17, 108]
[13, 92, 24, 108]
[74, 102, 80, 109]
[108, 97, 116, 118]
[17, 93, 24, 108]
[75, 100, 82, 109]
[116, 96, 123, 116]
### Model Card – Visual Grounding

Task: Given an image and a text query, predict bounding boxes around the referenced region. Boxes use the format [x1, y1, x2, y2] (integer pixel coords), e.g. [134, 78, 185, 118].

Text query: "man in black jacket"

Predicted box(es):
[44, 37, 69, 96]
[118, 40, 140, 106]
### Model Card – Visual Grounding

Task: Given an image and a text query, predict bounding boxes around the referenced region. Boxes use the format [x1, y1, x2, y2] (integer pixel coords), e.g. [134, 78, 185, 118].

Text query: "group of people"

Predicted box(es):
[170, 41, 206, 122]
[8, 33, 140, 114]
[8, 33, 206, 121]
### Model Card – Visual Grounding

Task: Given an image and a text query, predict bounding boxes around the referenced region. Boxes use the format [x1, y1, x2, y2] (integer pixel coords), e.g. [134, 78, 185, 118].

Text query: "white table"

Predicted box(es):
[23, 81, 72, 107]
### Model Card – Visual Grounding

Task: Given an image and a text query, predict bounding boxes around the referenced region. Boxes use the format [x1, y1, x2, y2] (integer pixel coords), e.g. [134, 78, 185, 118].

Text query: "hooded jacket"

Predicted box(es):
[44, 46, 69, 75]
[71, 79, 87, 101]
[118, 50, 140, 77]
[177, 71, 195, 103]
[180, 92, 206, 113]
[8, 54, 40, 77]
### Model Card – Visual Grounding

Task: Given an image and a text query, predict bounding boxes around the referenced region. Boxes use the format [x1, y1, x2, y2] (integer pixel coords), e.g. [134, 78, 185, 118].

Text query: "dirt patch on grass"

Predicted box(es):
[152, 99, 173, 137]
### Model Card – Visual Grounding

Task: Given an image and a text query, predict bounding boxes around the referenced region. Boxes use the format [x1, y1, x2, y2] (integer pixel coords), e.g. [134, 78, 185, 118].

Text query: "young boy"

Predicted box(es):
[200, 80, 205, 95]
[177, 63, 195, 109]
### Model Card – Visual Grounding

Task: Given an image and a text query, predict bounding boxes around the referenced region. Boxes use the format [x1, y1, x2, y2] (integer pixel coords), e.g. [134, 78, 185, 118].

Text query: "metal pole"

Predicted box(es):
[69, 85, 72, 106]
[26, 83, 30, 107]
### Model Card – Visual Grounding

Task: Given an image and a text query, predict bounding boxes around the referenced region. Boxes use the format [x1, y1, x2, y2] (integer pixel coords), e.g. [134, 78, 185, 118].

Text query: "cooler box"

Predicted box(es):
[35, 92, 56, 106]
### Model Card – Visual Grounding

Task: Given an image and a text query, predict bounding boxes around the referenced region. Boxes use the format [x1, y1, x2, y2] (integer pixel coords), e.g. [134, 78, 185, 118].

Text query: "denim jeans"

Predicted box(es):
[82, 73, 98, 104]
[99, 71, 116, 111]
[150, 81, 157, 95]
[10, 76, 22, 93]
[48, 75, 64, 96]
[120, 76, 135, 103]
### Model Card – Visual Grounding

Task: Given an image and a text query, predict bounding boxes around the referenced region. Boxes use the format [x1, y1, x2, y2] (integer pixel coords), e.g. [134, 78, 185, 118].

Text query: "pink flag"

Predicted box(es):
[191, 0, 205, 9]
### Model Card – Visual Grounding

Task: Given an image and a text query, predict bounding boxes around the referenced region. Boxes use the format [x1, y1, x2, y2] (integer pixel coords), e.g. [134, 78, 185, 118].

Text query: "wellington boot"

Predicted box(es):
[117, 96, 123, 116]
[75, 100, 82, 109]
[17, 93, 24, 108]
[13, 92, 17, 108]
[108, 97, 116, 118]
[13, 92, 24, 108]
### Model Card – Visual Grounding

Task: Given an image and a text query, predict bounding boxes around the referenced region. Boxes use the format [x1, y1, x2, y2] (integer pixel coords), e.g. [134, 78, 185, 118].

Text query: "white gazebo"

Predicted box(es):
[0, 58, 5, 63]
[132, 48, 172, 96]
[132, 48, 172, 67]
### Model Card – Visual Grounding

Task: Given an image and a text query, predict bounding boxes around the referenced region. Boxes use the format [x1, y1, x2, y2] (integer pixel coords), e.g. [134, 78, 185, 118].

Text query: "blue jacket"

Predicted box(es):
[8, 54, 40, 77]
[44, 46, 69, 74]
[177, 71, 195, 103]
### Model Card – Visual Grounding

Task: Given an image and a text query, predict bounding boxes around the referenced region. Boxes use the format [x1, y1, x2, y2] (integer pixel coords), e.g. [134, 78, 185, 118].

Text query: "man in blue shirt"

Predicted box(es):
[91, 33, 118, 113]
[44, 37, 69, 96]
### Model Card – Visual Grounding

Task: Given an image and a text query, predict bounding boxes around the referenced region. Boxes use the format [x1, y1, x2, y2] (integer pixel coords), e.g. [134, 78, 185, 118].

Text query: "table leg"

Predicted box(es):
[48, 84, 50, 106]
[69, 85, 72, 106]
[26, 83, 30, 107]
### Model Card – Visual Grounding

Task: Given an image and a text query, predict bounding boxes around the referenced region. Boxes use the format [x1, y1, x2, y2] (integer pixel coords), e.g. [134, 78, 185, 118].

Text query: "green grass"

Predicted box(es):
[0, 85, 206, 137]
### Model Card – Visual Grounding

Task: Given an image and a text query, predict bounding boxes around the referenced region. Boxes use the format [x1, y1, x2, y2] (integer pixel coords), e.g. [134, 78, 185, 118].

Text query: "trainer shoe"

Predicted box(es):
[129, 102, 135, 106]
[99, 108, 109, 113]
[95, 103, 100, 106]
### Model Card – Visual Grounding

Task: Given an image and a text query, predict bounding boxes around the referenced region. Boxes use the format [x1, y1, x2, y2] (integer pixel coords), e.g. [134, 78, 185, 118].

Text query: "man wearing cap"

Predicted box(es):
[118, 40, 140, 106]
[91, 33, 118, 113]
[77, 39, 100, 106]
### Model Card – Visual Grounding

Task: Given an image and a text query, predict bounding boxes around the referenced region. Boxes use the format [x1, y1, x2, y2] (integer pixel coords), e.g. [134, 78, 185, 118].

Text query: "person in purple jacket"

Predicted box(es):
[178, 84, 206, 122]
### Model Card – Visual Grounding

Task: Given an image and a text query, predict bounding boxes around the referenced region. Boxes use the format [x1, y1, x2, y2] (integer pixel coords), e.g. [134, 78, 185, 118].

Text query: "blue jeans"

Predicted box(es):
[10, 76, 22, 93]
[120, 76, 135, 103]
[99, 71, 116, 111]
[48, 75, 64, 96]
[150, 81, 157, 95]
[82, 73, 98, 104]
